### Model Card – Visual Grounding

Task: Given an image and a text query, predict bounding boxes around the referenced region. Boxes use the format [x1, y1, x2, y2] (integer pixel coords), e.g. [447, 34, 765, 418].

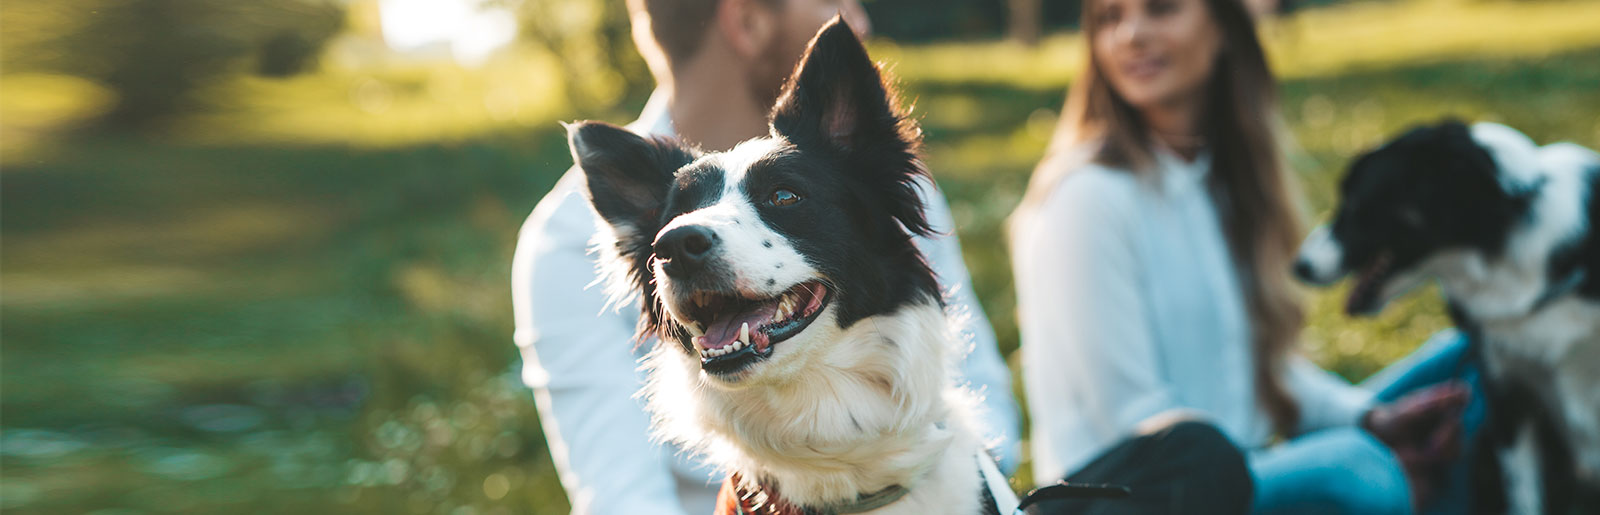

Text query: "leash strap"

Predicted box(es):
[1015, 482, 1133, 511]
[975, 453, 1017, 515]
[832, 484, 910, 514]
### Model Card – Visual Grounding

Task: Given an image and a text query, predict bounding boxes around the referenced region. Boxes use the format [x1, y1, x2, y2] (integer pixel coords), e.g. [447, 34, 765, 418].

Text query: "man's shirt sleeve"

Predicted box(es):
[512, 175, 692, 515]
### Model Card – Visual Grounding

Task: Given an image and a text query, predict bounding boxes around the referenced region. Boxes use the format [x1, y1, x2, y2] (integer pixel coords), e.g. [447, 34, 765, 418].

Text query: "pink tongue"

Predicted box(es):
[702, 302, 776, 350]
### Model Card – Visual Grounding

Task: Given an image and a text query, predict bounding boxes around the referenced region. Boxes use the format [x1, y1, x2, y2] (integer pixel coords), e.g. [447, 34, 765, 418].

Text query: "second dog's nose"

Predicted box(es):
[655, 225, 717, 276]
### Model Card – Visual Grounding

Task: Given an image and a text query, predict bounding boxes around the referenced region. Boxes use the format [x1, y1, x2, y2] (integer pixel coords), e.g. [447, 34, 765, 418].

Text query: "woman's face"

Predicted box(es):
[1090, 0, 1223, 112]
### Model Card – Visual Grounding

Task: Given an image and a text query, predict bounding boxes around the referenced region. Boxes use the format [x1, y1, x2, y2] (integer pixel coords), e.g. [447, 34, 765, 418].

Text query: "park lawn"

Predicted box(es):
[4, 0, 1599, 512]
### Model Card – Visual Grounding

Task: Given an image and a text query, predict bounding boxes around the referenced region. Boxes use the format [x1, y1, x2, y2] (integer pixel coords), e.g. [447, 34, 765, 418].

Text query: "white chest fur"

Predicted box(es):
[1480, 297, 1600, 483]
[640, 302, 997, 513]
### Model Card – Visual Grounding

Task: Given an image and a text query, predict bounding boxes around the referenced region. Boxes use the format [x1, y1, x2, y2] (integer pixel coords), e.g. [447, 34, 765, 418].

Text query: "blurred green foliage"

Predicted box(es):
[4, 0, 1600, 513]
[2, 0, 346, 128]
[861, 0, 1084, 42]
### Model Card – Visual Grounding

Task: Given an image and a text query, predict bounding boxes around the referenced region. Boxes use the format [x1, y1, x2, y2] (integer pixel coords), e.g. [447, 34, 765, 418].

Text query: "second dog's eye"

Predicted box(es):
[769, 189, 802, 207]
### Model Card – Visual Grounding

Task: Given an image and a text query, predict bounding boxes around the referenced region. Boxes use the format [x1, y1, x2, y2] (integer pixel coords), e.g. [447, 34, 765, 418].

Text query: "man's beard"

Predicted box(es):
[747, 27, 806, 112]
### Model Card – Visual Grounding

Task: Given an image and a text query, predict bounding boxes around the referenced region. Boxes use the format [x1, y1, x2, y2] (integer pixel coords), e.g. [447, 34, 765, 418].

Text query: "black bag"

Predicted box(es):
[1018, 420, 1253, 515]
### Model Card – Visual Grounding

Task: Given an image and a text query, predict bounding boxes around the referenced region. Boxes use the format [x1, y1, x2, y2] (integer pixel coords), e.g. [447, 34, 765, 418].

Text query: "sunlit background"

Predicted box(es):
[3, 0, 1599, 513]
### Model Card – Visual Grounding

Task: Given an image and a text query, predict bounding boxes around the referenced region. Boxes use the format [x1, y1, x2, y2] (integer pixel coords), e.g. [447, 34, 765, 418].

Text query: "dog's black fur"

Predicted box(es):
[1321, 122, 1533, 314]
[1296, 120, 1600, 514]
[1473, 375, 1586, 515]
[570, 19, 938, 351]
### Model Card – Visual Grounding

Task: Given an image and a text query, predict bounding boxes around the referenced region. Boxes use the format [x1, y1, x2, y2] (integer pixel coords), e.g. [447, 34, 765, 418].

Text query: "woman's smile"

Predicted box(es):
[1117, 54, 1169, 82]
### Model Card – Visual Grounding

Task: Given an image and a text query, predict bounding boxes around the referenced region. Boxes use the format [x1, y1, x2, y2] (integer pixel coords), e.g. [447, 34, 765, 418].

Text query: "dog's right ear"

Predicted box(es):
[567, 121, 694, 241]
[769, 17, 934, 237]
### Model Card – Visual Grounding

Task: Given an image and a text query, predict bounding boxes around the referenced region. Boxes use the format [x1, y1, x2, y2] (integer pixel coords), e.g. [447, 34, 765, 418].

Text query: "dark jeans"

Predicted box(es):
[1249, 330, 1484, 515]
[1020, 420, 1253, 515]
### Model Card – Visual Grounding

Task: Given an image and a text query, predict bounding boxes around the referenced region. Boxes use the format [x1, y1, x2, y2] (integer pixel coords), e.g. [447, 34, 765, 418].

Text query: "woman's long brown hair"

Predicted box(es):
[1014, 0, 1305, 435]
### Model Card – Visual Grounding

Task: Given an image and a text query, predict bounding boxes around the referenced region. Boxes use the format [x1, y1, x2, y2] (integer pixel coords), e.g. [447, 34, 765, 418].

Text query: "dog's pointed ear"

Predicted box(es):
[568, 121, 694, 325]
[567, 121, 693, 239]
[768, 17, 934, 237]
[771, 16, 904, 154]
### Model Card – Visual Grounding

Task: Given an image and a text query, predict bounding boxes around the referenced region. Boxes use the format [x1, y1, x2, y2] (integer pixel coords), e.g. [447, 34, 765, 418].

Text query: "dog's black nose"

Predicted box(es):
[655, 225, 717, 276]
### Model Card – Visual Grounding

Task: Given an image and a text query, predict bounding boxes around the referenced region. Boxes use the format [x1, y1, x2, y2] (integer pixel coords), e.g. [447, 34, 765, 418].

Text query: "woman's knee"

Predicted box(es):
[1253, 429, 1412, 515]
[1326, 430, 1412, 514]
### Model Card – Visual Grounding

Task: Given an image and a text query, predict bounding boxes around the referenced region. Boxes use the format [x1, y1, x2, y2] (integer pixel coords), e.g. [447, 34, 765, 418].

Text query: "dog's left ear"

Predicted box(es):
[770, 16, 933, 236]
[568, 121, 696, 318]
[568, 121, 693, 238]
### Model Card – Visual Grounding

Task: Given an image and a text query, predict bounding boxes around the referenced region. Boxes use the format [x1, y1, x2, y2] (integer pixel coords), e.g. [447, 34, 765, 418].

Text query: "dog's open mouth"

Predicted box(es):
[1345, 251, 1393, 316]
[679, 281, 831, 375]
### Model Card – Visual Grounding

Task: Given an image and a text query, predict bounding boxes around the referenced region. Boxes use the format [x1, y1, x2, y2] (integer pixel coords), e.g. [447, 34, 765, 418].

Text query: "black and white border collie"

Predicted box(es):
[1294, 120, 1600, 514]
[566, 18, 1013, 515]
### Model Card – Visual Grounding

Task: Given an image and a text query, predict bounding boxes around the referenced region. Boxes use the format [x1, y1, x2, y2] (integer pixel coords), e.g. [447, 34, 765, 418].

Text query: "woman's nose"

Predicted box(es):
[1115, 14, 1148, 48]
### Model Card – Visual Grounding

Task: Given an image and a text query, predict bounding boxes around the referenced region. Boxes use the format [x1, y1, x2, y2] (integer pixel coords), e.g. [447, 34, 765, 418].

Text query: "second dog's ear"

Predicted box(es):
[567, 121, 694, 243]
[770, 17, 903, 153]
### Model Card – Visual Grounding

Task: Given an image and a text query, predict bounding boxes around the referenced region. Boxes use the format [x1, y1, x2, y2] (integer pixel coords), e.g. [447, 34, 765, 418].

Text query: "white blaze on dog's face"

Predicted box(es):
[569, 18, 940, 386]
[649, 139, 817, 320]
[1293, 120, 1594, 317]
[643, 138, 843, 386]
[1295, 225, 1345, 286]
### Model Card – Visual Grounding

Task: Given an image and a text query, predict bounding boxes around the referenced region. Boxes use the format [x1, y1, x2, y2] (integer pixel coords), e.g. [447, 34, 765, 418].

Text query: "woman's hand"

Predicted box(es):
[1361, 382, 1471, 507]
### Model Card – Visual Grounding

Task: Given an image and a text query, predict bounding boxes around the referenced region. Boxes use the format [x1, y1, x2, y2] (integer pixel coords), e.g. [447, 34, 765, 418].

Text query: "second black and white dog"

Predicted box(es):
[566, 18, 1014, 515]
[1294, 120, 1600, 514]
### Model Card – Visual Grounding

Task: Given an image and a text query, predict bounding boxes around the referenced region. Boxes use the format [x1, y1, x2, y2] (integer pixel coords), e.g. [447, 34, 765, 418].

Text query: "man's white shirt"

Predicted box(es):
[512, 91, 1019, 515]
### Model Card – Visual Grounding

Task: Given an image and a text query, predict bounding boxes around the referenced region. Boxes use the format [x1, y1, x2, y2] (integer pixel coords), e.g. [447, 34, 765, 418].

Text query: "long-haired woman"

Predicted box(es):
[1009, 0, 1479, 512]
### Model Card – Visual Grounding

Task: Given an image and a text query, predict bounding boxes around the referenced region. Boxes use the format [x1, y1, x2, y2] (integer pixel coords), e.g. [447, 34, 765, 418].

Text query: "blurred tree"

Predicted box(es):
[861, 0, 1081, 43]
[498, 0, 652, 115]
[865, 0, 1006, 41]
[75, 0, 240, 127]
[253, 2, 346, 78]
[2, 0, 344, 129]
[1009, 0, 1042, 46]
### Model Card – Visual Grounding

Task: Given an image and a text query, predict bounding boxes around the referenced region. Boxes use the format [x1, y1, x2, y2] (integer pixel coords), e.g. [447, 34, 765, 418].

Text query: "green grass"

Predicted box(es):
[5, 0, 1600, 512]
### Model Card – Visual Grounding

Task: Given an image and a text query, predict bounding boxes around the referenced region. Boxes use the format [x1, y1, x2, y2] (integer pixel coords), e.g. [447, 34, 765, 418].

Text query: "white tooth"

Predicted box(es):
[685, 322, 704, 338]
[730, 339, 744, 351]
[739, 323, 750, 345]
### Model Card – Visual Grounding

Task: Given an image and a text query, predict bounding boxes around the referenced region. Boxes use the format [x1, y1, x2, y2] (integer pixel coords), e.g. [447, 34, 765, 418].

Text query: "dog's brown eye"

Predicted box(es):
[769, 189, 801, 207]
